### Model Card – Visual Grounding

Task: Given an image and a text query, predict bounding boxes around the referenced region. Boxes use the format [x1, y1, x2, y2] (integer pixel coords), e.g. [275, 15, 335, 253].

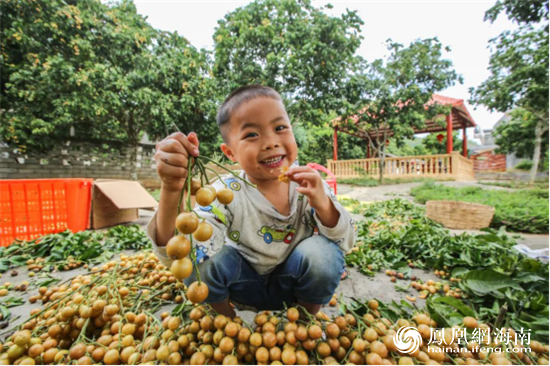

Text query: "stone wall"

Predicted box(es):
[0, 140, 162, 188]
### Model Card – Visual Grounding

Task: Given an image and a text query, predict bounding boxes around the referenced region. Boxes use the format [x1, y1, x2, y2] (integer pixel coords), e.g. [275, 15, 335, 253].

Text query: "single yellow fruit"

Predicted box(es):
[216, 188, 234, 205]
[170, 258, 193, 281]
[166, 235, 191, 259]
[187, 281, 209, 303]
[193, 222, 213, 242]
[196, 188, 216, 207]
[175, 212, 199, 234]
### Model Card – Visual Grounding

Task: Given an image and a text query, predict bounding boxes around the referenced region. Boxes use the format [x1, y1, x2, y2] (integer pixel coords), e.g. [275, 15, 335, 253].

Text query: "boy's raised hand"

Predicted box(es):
[155, 132, 200, 193]
[286, 166, 331, 211]
[287, 165, 340, 228]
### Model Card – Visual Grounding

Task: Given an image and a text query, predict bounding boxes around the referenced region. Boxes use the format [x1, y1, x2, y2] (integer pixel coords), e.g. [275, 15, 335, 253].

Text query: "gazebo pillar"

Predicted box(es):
[446, 113, 453, 154]
[462, 125, 468, 157]
[366, 142, 370, 158]
[333, 127, 338, 161]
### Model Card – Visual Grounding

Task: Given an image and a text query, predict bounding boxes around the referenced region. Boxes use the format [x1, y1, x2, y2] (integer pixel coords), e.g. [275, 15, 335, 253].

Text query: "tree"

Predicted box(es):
[494, 108, 549, 170]
[91, 22, 218, 178]
[293, 119, 365, 165]
[1, 0, 217, 178]
[484, 0, 548, 24]
[212, 0, 364, 126]
[470, 0, 549, 183]
[1, 0, 114, 152]
[339, 39, 461, 182]
[422, 132, 463, 155]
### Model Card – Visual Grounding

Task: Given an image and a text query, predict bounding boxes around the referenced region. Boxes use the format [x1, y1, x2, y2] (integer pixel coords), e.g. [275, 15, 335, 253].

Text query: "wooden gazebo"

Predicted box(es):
[329, 94, 478, 181]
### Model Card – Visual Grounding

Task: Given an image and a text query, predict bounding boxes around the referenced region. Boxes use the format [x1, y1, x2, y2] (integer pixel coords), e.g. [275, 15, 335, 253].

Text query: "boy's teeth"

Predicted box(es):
[263, 156, 282, 164]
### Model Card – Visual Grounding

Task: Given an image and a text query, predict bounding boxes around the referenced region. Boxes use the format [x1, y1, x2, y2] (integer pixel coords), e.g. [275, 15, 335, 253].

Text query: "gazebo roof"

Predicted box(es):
[333, 94, 477, 140]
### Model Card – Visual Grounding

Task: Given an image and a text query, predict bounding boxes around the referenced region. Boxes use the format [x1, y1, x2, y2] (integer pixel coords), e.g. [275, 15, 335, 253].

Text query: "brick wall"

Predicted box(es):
[471, 150, 507, 173]
[0, 140, 162, 188]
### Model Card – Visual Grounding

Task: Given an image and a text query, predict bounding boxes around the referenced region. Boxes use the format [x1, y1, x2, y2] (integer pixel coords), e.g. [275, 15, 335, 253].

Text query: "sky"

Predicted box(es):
[133, 0, 519, 141]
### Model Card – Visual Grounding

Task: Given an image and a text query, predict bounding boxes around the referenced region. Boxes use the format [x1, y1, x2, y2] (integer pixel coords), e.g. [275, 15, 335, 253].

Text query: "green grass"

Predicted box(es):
[338, 176, 452, 187]
[515, 160, 533, 171]
[411, 182, 549, 234]
[478, 180, 549, 190]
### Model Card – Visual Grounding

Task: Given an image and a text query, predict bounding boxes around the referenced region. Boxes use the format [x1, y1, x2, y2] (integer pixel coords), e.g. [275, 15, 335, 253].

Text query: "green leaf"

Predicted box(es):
[452, 267, 470, 277]
[0, 305, 10, 320]
[430, 296, 476, 317]
[462, 269, 523, 294]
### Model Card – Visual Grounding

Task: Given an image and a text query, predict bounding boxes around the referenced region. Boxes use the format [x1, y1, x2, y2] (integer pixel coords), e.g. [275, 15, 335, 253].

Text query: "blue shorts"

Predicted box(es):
[184, 235, 344, 310]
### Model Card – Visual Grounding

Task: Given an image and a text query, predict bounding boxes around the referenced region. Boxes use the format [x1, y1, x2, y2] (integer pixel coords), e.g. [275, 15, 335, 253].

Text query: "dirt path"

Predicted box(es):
[337, 181, 513, 203]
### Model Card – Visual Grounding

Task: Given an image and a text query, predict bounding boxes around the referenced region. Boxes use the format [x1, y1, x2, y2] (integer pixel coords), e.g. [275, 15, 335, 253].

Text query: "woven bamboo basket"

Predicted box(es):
[426, 200, 495, 230]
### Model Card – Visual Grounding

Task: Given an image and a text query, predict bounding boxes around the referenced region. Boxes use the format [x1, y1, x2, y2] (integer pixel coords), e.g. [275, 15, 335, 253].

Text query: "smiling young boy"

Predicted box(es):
[148, 85, 356, 317]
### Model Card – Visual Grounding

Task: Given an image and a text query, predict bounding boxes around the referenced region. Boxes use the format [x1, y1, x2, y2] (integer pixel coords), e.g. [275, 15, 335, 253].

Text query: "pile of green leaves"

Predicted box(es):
[411, 182, 549, 233]
[0, 296, 24, 326]
[346, 199, 549, 342]
[0, 225, 150, 273]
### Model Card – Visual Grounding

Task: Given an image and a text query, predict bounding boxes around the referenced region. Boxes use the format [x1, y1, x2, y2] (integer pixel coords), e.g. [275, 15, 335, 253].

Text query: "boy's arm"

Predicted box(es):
[312, 182, 357, 252]
[155, 185, 186, 248]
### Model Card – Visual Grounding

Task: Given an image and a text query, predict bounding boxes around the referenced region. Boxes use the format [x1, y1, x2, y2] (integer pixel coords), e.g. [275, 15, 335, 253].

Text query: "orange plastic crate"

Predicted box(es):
[0, 179, 93, 246]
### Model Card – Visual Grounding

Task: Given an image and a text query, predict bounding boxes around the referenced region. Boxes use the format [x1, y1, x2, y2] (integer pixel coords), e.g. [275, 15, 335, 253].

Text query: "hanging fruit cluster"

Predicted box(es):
[166, 154, 253, 305]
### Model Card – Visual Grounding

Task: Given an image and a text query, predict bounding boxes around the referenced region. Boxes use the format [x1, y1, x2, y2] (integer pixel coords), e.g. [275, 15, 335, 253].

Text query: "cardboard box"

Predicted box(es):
[90, 179, 158, 229]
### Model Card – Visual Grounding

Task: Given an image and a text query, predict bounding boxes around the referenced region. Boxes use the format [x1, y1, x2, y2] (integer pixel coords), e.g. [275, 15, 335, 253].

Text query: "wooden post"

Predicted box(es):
[446, 113, 453, 154]
[333, 127, 338, 161]
[451, 151, 460, 179]
[366, 141, 370, 173]
[462, 125, 468, 157]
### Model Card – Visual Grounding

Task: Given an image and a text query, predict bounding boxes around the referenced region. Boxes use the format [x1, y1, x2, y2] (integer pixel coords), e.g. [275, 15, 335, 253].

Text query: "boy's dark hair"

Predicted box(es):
[216, 85, 282, 141]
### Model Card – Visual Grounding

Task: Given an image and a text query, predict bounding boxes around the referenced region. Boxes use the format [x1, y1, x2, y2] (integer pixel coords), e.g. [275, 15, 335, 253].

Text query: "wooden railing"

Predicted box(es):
[327, 152, 475, 181]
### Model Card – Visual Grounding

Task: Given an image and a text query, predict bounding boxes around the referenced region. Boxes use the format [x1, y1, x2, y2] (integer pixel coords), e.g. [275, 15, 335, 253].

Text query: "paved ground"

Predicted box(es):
[1, 181, 547, 334]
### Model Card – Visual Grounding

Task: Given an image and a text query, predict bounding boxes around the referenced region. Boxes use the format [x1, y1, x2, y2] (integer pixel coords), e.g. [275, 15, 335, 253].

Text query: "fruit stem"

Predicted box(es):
[196, 161, 209, 186]
[197, 155, 256, 188]
[186, 158, 195, 212]
[204, 166, 228, 187]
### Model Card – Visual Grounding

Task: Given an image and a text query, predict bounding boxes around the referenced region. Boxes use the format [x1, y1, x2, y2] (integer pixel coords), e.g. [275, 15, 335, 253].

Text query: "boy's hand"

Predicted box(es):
[287, 166, 339, 227]
[286, 166, 331, 212]
[155, 132, 200, 193]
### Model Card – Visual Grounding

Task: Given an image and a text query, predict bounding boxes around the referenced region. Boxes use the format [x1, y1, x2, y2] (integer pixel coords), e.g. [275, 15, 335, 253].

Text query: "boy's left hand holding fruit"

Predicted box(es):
[286, 166, 340, 228]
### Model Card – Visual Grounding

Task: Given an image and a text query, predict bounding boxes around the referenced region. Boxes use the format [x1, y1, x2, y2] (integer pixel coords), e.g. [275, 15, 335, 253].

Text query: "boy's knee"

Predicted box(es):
[293, 236, 344, 278]
[184, 245, 241, 287]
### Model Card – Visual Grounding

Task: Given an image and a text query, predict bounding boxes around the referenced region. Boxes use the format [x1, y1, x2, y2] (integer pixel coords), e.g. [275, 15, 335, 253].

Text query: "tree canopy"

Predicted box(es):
[494, 109, 549, 164]
[212, 0, 364, 125]
[484, 0, 548, 24]
[470, 0, 549, 181]
[339, 38, 462, 181]
[1, 0, 217, 157]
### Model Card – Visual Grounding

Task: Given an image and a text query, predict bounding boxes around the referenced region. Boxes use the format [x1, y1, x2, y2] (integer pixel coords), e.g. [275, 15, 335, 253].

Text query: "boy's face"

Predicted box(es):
[221, 97, 298, 183]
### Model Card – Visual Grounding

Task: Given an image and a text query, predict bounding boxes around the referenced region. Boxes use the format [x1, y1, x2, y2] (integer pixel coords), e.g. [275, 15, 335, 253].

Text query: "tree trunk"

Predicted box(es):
[128, 111, 138, 181]
[378, 137, 385, 184]
[529, 118, 546, 184]
[129, 142, 138, 181]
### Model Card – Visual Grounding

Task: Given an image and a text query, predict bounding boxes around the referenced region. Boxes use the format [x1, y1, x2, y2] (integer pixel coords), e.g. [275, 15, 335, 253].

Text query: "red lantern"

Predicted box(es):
[386, 139, 390, 146]
[436, 134, 444, 144]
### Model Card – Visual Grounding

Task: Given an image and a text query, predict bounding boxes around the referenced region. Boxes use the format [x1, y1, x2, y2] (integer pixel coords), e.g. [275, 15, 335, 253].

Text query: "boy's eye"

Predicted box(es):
[244, 132, 258, 139]
[275, 125, 287, 131]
